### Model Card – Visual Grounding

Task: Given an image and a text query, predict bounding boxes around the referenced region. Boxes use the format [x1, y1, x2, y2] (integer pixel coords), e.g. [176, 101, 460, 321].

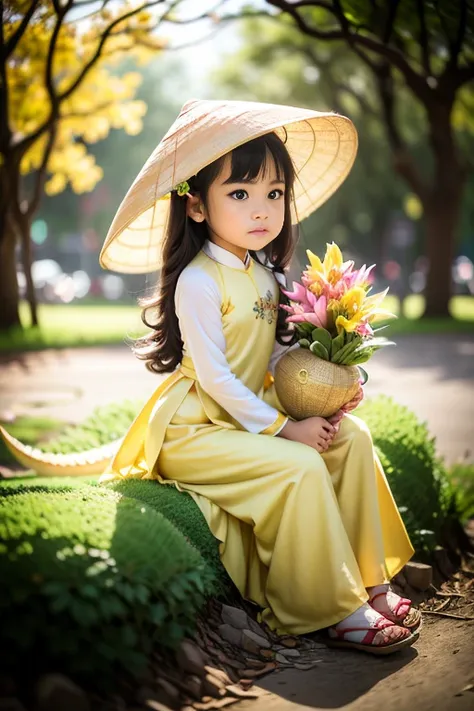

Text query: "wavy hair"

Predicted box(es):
[133, 131, 298, 374]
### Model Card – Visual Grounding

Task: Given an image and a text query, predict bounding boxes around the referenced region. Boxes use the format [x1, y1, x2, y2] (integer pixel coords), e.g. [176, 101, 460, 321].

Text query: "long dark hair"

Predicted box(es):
[133, 131, 297, 374]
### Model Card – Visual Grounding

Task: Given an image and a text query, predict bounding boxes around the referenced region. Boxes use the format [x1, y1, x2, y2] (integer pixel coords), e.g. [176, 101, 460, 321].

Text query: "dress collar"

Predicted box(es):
[203, 239, 250, 271]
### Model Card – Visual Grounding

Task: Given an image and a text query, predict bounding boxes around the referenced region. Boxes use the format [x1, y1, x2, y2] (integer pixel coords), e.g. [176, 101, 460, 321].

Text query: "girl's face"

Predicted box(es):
[187, 153, 286, 261]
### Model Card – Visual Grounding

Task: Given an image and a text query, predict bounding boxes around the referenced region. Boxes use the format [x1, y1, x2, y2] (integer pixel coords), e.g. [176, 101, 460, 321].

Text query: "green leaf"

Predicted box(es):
[309, 341, 329, 360]
[298, 338, 311, 348]
[150, 603, 167, 625]
[311, 327, 332, 351]
[329, 332, 345, 359]
[358, 366, 369, 385]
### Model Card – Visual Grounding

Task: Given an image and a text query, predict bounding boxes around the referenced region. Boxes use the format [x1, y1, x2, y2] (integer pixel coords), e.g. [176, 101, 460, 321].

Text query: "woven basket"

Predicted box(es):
[274, 348, 360, 419]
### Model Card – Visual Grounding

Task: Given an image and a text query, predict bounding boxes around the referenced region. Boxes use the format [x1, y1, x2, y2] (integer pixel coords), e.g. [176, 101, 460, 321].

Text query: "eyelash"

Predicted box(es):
[228, 189, 284, 201]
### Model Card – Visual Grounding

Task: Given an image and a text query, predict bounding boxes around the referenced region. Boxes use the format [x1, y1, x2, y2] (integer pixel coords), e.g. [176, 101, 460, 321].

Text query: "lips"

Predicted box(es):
[249, 228, 268, 234]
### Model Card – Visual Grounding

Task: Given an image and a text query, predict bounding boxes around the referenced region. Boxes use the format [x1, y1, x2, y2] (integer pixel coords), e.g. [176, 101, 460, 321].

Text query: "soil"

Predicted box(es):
[234, 567, 474, 711]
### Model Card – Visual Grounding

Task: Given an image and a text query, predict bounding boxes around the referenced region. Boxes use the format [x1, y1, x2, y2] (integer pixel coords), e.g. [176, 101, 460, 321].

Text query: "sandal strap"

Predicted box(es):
[331, 617, 394, 640]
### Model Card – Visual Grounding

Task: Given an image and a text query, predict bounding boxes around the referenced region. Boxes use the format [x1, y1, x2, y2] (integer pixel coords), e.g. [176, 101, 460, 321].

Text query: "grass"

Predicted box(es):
[0, 295, 472, 353]
[0, 301, 146, 351]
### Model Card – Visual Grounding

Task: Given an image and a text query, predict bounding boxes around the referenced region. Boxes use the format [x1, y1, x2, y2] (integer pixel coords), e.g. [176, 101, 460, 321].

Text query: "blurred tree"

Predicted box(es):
[0, 0, 179, 331]
[212, 15, 414, 273]
[223, 0, 474, 317]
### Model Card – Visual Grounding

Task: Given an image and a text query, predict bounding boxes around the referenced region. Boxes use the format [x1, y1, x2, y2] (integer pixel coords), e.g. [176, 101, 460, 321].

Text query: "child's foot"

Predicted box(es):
[367, 583, 422, 630]
[326, 603, 418, 655]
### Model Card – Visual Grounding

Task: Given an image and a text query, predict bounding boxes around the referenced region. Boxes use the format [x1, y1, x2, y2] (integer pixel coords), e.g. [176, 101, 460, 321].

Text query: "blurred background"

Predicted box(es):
[1, 0, 473, 467]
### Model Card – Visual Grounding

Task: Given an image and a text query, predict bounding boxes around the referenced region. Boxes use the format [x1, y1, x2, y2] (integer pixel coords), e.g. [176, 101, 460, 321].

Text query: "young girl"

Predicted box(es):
[3, 99, 420, 653]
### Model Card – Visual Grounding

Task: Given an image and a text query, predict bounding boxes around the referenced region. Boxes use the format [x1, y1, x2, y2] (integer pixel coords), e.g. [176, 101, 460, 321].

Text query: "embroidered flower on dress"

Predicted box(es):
[253, 290, 278, 324]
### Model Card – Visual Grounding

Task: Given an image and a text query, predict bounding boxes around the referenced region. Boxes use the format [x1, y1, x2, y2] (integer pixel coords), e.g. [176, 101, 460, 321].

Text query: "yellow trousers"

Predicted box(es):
[157, 412, 414, 635]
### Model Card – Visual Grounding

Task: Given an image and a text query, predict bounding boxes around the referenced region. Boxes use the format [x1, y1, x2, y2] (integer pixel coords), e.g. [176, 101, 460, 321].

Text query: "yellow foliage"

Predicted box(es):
[5, 0, 163, 195]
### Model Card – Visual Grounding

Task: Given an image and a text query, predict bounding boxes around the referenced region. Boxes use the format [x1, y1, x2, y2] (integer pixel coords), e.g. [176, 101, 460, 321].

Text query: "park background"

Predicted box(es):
[0, 3, 474, 711]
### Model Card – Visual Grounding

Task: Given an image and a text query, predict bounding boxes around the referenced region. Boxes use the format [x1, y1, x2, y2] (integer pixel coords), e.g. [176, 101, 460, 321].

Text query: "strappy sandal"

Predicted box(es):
[325, 617, 420, 656]
[369, 589, 423, 631]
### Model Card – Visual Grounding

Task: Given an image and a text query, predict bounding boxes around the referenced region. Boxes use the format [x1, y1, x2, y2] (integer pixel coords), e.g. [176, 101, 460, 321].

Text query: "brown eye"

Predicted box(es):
[229, 189, 248, 200]
[269, 189, 284, 200]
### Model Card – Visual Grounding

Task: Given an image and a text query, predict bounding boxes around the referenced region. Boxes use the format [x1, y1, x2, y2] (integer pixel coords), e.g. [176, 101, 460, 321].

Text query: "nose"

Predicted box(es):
[251, 202, 269, 221]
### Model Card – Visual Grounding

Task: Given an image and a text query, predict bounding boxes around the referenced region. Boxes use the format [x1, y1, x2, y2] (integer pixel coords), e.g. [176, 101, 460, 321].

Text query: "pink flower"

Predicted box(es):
[355, 321, 374, 336]
[281, 285, 328, 328]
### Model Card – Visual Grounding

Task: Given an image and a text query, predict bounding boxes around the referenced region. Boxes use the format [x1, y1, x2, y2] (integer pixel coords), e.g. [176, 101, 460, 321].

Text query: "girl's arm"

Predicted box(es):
[176, 267, 287, 436]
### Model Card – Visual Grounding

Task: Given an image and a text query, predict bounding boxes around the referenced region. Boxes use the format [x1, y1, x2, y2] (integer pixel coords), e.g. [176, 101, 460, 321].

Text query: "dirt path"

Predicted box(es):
[1, 333, 474, 464]
[236, 617, 474, 711]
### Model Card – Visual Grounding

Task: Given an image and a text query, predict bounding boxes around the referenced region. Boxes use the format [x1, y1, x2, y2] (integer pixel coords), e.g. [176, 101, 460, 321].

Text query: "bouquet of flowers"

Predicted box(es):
[274, 242, 396, 419]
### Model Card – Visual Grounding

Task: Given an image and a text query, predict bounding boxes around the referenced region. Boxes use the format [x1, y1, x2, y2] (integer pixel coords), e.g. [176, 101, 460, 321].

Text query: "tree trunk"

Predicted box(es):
[18, 212, 38, 327]
[423, 187, 463, 318]
[0, 220, 21, 330]
[423, 101, 465, 318]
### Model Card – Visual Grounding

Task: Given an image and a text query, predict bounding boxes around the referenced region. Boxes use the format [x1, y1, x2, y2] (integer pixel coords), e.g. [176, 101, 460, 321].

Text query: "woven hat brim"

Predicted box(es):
[100, 100, 357, 274]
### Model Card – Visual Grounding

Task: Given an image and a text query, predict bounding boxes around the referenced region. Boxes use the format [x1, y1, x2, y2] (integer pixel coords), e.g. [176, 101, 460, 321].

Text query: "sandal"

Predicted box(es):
[326, 615, 420, 656]
[368, 585, 422, 631]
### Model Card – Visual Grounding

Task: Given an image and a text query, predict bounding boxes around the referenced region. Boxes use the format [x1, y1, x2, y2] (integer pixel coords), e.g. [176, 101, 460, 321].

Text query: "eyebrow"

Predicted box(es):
[222, 177, 285, 185]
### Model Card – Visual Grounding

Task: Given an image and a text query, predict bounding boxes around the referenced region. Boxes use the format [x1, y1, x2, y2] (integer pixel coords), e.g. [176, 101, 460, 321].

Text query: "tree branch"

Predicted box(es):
[45, 0, 72, 116]
[449, 0, 467, 70]
[266, 0, 432, 103]
[416, 0, 431, 76]
[26, 125, 57, 219]
[383, 0, 402, 44]
[375, 62, 428, 201]
[3, 0, 40, 59]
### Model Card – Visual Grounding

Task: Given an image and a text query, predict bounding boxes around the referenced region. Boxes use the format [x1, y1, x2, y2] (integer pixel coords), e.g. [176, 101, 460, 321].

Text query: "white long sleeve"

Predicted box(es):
[175, 265, 286, 435]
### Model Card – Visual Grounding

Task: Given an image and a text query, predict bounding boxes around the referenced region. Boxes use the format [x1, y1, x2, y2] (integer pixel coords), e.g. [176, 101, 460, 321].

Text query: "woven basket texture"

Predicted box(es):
[275, 349, 360, 419]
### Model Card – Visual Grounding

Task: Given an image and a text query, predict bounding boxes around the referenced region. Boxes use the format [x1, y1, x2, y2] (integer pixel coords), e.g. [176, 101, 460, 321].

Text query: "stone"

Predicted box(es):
[155, 679, 180, 707]
[279, 648, 300, 658]
[176, 639, 206, 677]
[294, 661, 321, 671]
[204, 666, 232, 686]
[241, 630, 271, 656]
[217, 625, 243, 649]
[242, 658, 266, 669]
[35, 674, 90, 711]
[275, 653, 291, 664]
[259, 649, 275, 659]
[202, 672, 227, 699]
[432, 548, 457, 580]
[237, 663, 277, 679]
[183, 675, 202, 700]
[193, 698, 238, 710]
[403, 561, 433, 591]
[220, 605, 252, 630]
[280, 637, 298, 648]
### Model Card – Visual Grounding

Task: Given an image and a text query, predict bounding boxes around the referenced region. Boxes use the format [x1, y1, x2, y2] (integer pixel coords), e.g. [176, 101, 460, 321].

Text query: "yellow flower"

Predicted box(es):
[306, 242, 344, 287]
[339, 286, 366, 315]
[334, 287, 396, 335]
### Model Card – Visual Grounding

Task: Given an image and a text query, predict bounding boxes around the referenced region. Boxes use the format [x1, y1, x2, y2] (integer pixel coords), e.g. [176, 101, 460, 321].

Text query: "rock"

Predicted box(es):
[280, 637, 298, 648]
[0, 700, 27, 711]
[241, 630, 271, 656]
[202, 670, 227, 699]
[176, 639, 206, 677]
[217, 625, 243, 648]
[204, 666, 232, 686]
[143, 701, 175, 711]
[432, 547, 457, 580]
[259, 649, 275, 660]
[183, 675, 202, 700]
[275, 653, 291, 664]
[242, 658, 266, 669]
[220, 605, 251, 630]
[279, 648, 300, 658]
[403, 561, 433, 591]
[35, 674, 90, 711]
[294, 661, 321, 671]
[193, 698, 239, 710]
[135, 686, 172, 709]
[214, 651, 242, 670]
[155, 679, 180, 708]
[237, 663, 277, 679]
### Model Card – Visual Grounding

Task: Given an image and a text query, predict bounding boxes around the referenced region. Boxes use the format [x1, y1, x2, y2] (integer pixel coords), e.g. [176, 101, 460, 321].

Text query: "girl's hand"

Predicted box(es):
[279, 417, 337, 453]
[342, 383, 364, 413]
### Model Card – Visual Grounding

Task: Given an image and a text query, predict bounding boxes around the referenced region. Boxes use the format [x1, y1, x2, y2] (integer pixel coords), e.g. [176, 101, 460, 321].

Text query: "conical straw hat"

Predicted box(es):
[99, 98, 358, 274]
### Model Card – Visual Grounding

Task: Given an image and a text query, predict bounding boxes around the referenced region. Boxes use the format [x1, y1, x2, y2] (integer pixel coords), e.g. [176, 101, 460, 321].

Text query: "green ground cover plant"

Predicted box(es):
[0, 485, 217, 690]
